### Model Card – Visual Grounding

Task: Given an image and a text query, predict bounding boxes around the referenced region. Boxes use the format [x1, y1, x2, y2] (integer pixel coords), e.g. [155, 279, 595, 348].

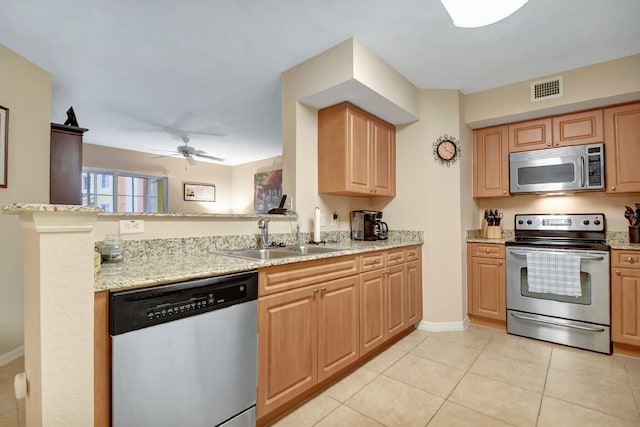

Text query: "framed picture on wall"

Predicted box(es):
[0, 105, 8, 188]
[183, 182, 216, 202]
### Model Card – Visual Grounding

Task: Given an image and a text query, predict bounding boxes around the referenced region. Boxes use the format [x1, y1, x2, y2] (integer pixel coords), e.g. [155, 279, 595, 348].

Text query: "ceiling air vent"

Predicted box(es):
[531, 76, 563, 102]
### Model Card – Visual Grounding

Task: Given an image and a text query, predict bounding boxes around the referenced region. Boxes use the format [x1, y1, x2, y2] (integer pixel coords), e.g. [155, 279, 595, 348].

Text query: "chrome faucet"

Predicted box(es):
[258, 218, 270, 249]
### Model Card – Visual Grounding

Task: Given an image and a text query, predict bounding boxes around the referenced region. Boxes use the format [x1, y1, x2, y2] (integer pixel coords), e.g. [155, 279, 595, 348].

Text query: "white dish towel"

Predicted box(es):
[526, 252, 582, 297]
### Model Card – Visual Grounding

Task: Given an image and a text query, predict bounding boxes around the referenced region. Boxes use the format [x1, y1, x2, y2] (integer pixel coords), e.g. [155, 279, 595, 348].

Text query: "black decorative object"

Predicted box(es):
[433, 134, 461, 166]
[64, 106, 79, 127]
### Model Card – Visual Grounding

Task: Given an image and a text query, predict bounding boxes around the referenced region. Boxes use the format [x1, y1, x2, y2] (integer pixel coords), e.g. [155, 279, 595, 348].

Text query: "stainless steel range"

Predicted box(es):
[506, 213, 611, 354]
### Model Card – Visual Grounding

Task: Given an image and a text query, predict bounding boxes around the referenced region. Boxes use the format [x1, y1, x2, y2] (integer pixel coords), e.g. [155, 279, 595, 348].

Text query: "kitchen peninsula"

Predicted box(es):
[4, 203, 423, 426]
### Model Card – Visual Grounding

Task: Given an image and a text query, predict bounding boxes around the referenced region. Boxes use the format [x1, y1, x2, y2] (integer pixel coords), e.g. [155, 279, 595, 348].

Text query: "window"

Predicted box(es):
[82, 169, 168, 213]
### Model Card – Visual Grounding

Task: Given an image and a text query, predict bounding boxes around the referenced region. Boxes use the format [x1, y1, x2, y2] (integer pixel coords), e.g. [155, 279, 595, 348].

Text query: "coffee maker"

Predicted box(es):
[351, 210, 387, 241]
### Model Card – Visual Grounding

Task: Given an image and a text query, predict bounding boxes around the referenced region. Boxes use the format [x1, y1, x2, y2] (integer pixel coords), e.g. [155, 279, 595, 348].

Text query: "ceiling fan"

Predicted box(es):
[153, 136, 225, 166]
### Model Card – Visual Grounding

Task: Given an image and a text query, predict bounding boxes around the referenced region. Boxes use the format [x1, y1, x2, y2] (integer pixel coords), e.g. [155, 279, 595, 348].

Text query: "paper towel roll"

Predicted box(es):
[14, 372, 26, 399]
[314, 207, 321, 243]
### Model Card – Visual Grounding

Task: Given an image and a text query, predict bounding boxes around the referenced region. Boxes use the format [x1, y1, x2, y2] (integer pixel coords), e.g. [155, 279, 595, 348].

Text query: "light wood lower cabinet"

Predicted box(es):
[612, 250, 640, 347]
[406, 259, 423, 325]
[467, 243, 506, 325]
[257, 245, 422, 422]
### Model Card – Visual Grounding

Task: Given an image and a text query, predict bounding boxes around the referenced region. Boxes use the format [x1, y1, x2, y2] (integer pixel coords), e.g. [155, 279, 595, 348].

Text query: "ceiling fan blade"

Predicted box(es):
[186, 156, 197, 166]
[195, 153, 225, 162]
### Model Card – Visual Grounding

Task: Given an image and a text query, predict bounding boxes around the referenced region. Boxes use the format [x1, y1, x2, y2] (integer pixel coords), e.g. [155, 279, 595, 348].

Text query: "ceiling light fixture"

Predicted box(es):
[440, 0, 529, 28]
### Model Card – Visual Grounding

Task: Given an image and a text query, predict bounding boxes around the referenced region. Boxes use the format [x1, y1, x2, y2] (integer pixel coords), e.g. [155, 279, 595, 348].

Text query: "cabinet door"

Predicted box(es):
[386, 264, 406, 339]
[469, 257, 506, 321]
[360, 269, 386, 356]
[508, 118, 552, 152]
[605, 102, 640, 193]
[257, 286, 317, 418]
[317, 276, 359, 382]
[552, 109, 603, 147]
[473, 125, 510, 198]
[612, 267, 640, 346]
[370, 118, 396, 197]
[347, 107, 372, 194]
[405, 260, 422, 326]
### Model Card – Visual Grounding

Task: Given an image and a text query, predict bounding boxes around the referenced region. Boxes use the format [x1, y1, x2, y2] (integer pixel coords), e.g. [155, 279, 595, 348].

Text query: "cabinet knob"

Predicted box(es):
[554, 142, 560, 146]
[485, 249, 490, 253]
[498, 260, 503, 265]
[503, 191, 507, 194]
[313, 289, 319, 295]
[611, 186, 616, 191]
[321, 287, 327, 294]
[629, 257, 634, 263]
[546, 142, 551, 146]
[616, 271, 621, 276]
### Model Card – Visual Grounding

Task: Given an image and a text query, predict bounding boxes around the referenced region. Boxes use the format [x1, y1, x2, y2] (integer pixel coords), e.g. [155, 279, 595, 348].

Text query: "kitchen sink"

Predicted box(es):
[220, 245, 341, 261]
[283, 245, 342, 254]
[223, 248, 298, 261]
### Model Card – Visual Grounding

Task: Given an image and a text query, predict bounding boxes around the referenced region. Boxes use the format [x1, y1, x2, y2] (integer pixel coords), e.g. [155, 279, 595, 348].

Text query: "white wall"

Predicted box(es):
[0, 44, 51, 363]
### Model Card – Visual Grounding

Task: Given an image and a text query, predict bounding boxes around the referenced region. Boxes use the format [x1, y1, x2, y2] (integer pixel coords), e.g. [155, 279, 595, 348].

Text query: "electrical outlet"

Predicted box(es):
[119, 219, 144, 234]
[331, 212, 338, 227]
[319, 213, 327, 227]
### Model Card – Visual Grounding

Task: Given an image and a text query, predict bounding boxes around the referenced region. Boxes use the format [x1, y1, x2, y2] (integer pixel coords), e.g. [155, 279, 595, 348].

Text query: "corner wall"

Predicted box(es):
[0, 44, 51, 363]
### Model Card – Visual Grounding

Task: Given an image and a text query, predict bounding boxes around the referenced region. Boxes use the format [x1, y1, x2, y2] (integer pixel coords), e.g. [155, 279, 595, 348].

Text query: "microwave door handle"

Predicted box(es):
[580, 156, 585, 188]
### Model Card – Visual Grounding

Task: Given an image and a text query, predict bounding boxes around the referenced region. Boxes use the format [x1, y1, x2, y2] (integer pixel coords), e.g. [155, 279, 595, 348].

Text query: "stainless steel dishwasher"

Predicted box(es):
[110, 271, 258, 427]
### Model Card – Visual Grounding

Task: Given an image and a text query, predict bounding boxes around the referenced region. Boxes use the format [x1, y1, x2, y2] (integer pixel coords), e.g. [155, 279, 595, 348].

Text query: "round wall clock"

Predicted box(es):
[433, 134, 461, 166]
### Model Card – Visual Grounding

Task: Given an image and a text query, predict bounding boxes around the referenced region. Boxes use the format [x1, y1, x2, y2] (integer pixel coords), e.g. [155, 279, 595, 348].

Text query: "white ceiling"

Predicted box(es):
[1, 1, 639, 165]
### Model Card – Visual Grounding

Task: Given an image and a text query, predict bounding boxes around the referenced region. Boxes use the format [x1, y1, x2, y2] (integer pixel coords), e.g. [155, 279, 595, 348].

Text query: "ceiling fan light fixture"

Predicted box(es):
[440, 0, 529, 28]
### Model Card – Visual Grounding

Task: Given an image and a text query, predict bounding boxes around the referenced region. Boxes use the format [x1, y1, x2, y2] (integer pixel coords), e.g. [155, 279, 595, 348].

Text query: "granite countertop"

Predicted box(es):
[96, 237, 423, 292]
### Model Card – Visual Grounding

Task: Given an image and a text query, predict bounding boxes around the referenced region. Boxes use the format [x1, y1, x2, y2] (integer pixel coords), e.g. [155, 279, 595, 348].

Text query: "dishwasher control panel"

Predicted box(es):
[110, 271, 258, 335]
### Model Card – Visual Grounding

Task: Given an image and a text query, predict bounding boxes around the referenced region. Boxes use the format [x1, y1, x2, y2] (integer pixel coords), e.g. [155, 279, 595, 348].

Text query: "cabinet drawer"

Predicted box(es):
[612, 250, 640, 268]
[405, 246, 421, 262]
[259, 255, 359, 296]
[386, 249, 405, 266]
[361, 252, 385, 271]
[468, 243, 505, 258]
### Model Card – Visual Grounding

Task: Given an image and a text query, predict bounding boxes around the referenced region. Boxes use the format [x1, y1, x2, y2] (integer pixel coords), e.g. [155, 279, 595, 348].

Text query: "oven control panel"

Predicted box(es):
[515, 214, 605, 232]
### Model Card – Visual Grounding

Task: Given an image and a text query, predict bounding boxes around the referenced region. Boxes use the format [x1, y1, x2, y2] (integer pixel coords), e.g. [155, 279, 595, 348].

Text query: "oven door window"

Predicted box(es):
[519, 267, 592, 305]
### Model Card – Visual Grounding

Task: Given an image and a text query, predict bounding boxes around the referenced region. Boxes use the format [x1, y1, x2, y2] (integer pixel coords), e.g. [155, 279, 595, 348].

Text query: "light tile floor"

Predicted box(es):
[2, 326, 640, 427]
[272, 325, 640, 427]
[0, 357, 25, 427]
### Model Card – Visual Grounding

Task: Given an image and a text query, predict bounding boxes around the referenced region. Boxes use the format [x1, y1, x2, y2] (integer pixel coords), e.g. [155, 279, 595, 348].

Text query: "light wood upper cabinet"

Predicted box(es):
[508, 118, 552, 152]
[508, 109, 603, 152]
[611, 250, 640, 346]
[605, 102, 640, 193]
[473, 125, 510, 198]
[318, 102, 396, 197]
[467, 243, 506, 324]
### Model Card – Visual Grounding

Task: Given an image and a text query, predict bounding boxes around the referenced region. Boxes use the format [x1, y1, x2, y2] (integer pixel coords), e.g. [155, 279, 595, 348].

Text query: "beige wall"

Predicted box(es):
[0, 44, 51, 363]
[465, 54, 640, 128]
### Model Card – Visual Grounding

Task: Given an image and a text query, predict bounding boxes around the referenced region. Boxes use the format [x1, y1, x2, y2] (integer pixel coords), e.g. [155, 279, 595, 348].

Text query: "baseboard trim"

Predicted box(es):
[0, 346, 24, 367]
[418, 317, 470, 332]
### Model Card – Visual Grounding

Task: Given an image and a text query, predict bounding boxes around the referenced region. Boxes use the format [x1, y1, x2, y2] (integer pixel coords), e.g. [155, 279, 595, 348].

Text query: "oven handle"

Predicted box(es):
[510, 312, 606, 332]
[508, 250, 604, 261]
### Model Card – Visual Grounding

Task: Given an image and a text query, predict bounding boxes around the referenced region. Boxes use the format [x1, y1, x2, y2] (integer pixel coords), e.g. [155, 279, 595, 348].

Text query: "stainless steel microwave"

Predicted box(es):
[509, 143, 604, 194]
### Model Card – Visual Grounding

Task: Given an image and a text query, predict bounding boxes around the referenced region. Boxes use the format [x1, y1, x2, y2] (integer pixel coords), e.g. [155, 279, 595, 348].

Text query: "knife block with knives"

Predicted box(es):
[482, 209, 503, 239]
